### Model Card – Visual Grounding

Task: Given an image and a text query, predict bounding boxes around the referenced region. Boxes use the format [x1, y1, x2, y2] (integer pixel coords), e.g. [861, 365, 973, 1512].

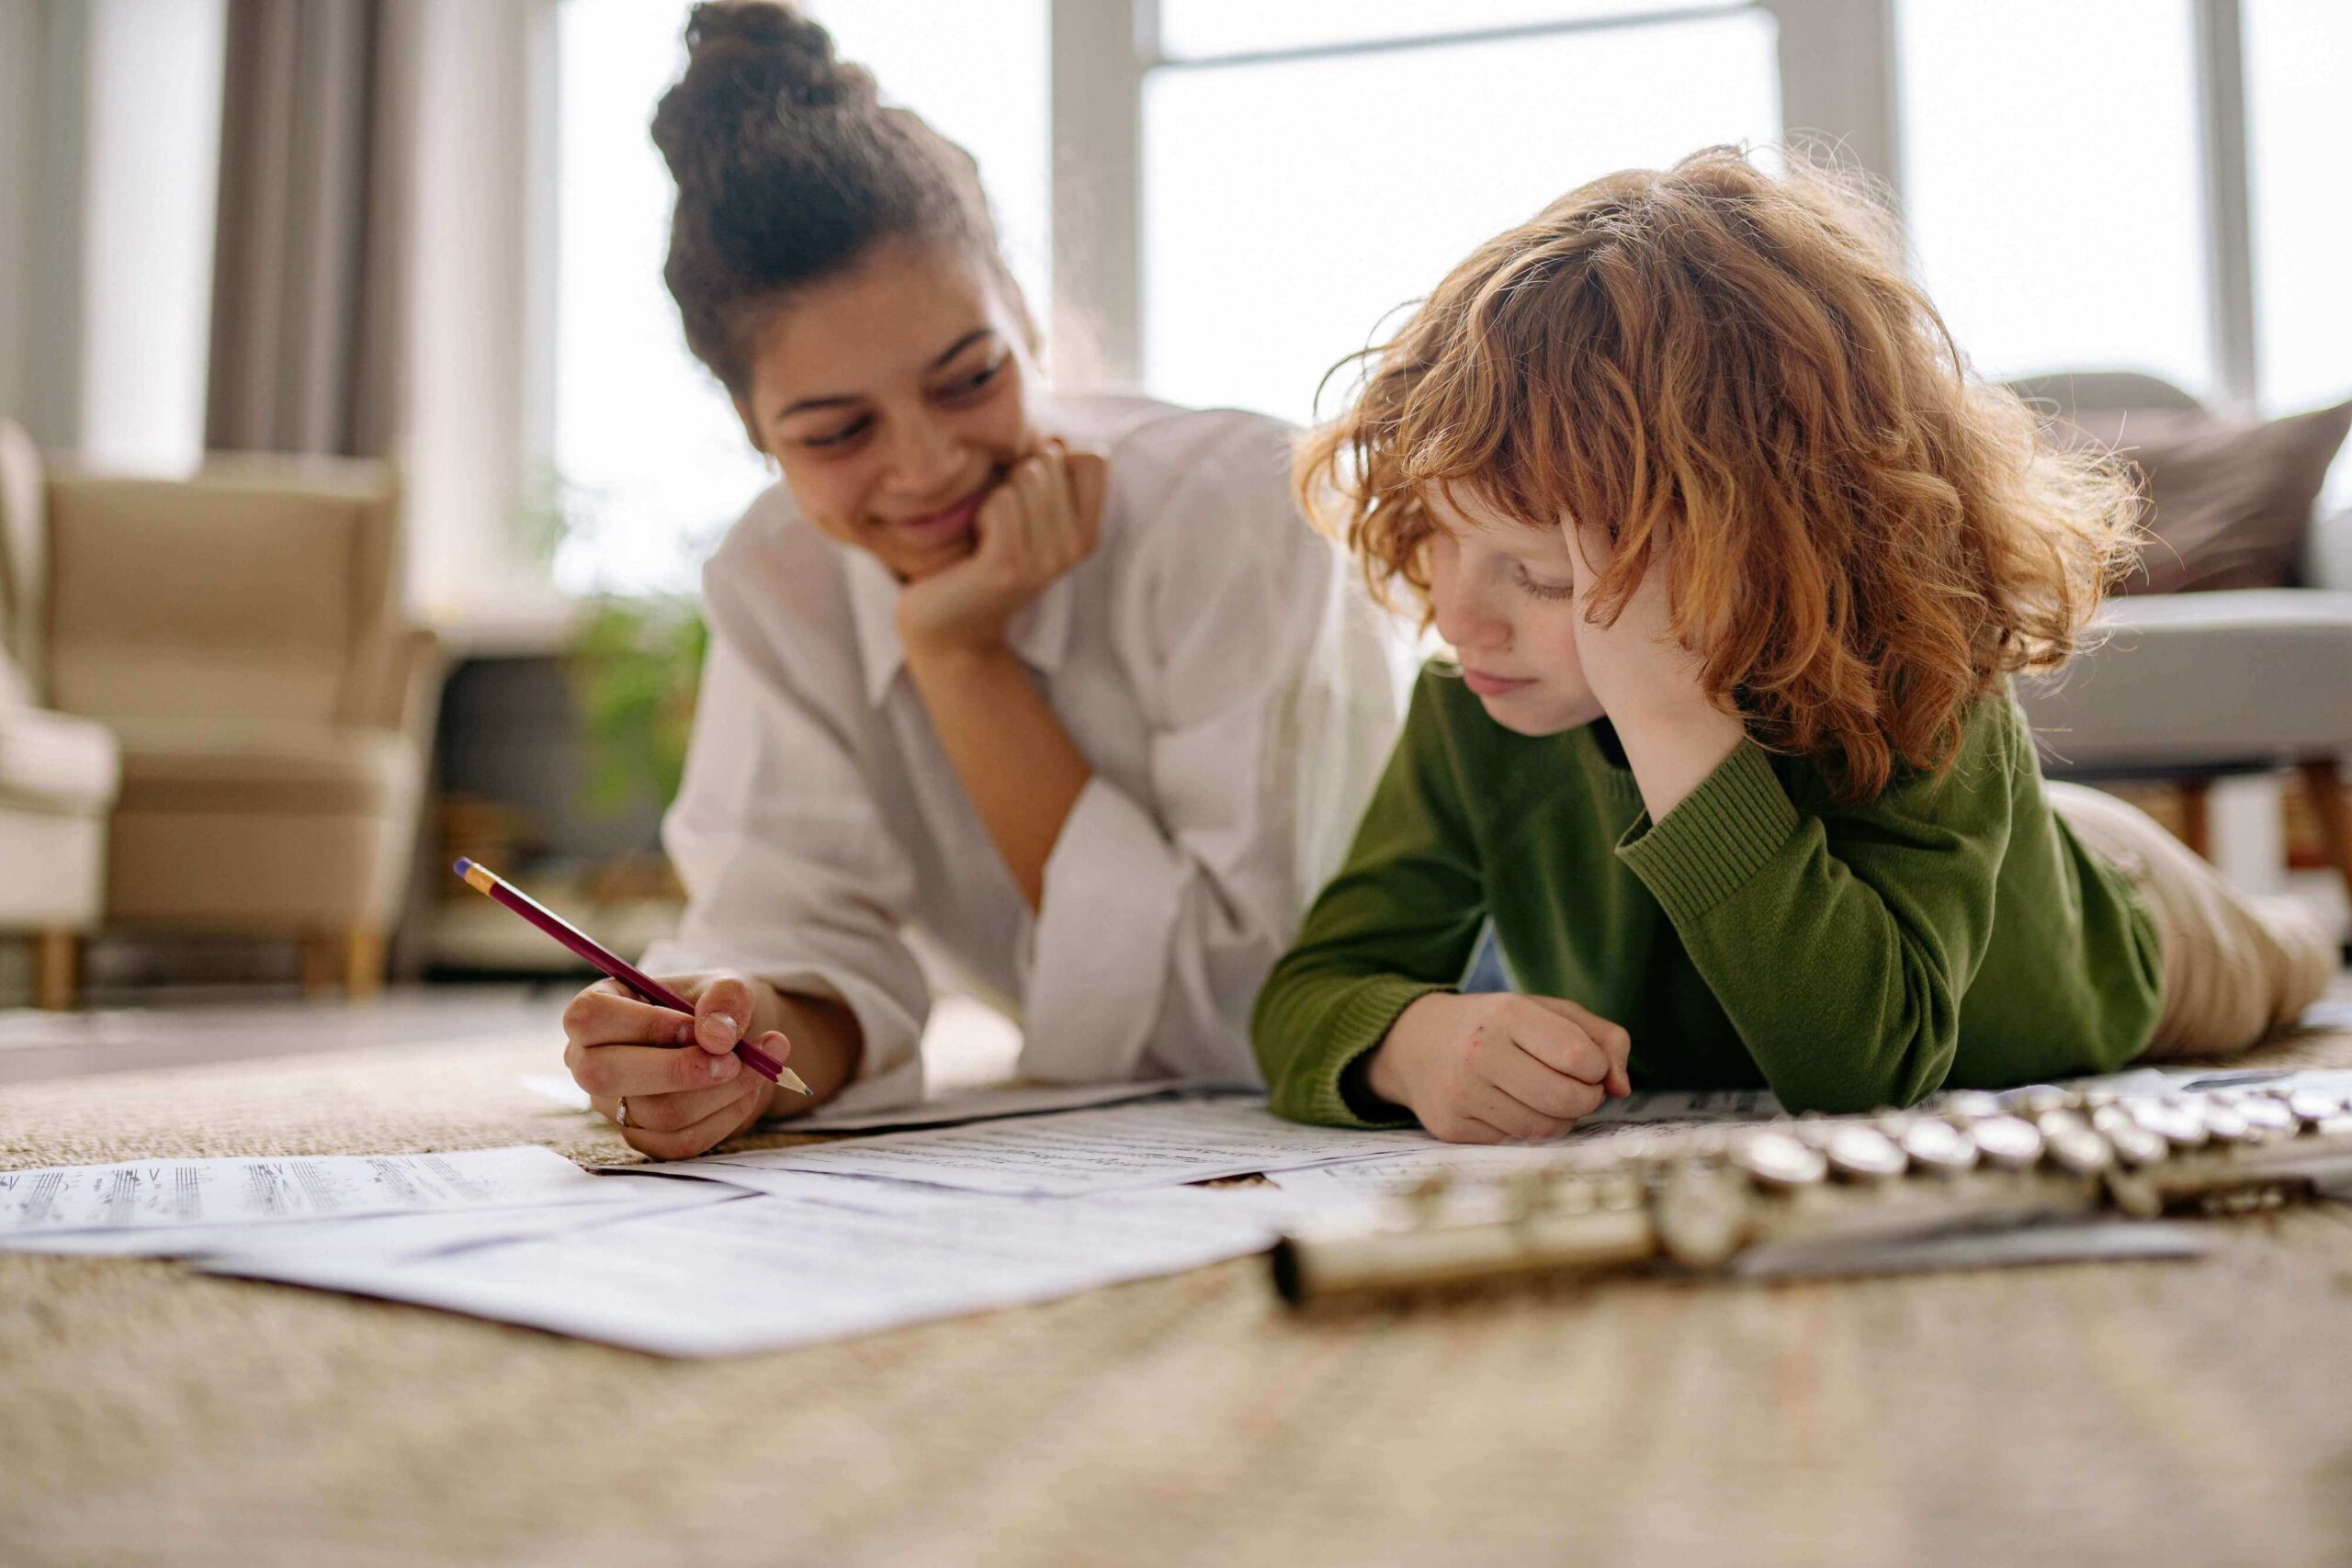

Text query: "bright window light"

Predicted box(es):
[1142, 10, 1780, 426]
[1896, 0, 2211, 395]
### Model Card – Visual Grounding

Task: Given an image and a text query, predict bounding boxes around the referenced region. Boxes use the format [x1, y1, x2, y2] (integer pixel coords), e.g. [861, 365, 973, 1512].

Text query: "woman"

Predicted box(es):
[560, 1, 1396, 1158]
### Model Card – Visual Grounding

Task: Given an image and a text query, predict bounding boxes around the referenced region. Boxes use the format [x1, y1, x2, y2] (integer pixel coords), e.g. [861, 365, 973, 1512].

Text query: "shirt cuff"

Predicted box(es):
[1614, 739, 1802, 924]
[1019, 776, 1185, 1081]
[1269, 976, 1450, 1130]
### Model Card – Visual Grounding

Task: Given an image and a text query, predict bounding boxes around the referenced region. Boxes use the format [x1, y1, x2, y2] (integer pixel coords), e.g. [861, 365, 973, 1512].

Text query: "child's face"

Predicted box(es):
[1424, 487, 1604, 737]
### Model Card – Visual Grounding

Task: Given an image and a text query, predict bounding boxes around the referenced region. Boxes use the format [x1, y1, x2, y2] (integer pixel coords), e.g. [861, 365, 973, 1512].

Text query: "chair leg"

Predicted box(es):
[2177, 777, 2213, 861]
[300, 935, 340, 998]
[35, 931, 78, 1011]
[343, 927, 386, 999]
[2297, 757, 2352, 909]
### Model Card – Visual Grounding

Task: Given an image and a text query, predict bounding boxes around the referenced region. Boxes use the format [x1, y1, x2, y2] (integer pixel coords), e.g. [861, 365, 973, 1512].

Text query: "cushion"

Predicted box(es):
[2016, 589, 2352, 770]
[108, 717, 422, 817]
[0, 705, 121, 813]
[2058, 400, 2352, 595]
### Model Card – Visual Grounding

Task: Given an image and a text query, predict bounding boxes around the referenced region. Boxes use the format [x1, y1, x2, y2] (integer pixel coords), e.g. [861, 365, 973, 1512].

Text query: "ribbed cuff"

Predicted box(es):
[1616, 740, 1800, 923]
[1278, 976, 1451, 1130]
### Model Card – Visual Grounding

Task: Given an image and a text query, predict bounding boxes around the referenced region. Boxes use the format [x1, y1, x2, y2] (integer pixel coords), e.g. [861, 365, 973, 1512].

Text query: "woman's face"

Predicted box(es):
[738, 241, 1039, 581]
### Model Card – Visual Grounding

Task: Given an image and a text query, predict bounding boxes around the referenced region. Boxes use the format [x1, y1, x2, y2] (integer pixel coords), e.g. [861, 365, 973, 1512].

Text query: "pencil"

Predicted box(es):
[452, 858, 810, 1095]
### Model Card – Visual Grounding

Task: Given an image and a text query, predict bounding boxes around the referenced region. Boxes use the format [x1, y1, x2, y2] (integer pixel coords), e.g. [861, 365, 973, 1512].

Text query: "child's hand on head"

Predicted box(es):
[1365, 992, 1633, 1144]
[1560, 517, 1716, 727]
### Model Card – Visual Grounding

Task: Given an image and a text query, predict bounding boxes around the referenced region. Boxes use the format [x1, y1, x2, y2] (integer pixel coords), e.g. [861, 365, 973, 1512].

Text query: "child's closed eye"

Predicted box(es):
[1511, 562, 1575, 602]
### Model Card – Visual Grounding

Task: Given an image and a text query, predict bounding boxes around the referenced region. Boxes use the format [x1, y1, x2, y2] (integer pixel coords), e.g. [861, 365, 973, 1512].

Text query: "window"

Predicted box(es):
[1141, 7, 1781, 425]
[1895, 0, 2211, 393]
[551, 0, 1046, 595]
[2246, 0, 2352, 420]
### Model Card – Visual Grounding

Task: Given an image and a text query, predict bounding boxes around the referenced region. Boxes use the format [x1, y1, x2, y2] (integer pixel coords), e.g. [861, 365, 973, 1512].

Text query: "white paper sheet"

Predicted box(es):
[660, 1096, 1452, 1196]
[518, 1072, 1225, 1133]
[204, 1181, 1297, 1357]
[0, 1145, 614, 1242]
[6, 1172, 744, 1258]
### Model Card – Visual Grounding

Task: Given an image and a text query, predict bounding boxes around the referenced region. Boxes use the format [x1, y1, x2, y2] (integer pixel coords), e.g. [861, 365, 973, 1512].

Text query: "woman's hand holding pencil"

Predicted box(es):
[560, 975, 793, 1159]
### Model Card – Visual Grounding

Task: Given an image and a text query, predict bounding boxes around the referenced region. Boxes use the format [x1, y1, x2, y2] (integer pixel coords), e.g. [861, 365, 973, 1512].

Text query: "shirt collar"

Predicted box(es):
[842, 545, 1075, 706]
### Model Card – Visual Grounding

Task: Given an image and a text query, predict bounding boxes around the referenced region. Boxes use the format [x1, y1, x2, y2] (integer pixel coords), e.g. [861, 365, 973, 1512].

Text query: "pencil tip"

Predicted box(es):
[452, 858, 473, 877]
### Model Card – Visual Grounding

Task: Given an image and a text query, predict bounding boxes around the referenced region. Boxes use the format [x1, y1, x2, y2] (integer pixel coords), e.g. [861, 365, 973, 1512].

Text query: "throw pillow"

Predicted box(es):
[2058, 399, 2352, 594]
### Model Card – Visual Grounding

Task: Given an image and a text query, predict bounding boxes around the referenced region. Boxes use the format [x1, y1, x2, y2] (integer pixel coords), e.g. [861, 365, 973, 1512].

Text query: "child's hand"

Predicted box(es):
[560, 973, 791, 1160]
[1564, 516, 1747, 819]
[896, 439, 1107, 658]
[1365, 992, 1633, 1144]
[1561, 516, 1716, 727]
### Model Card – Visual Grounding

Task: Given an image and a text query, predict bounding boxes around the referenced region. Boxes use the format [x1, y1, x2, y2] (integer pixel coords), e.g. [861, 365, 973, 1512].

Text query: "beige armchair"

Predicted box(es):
[0, 423, 120, 1008]
[0, 423, 440, 1001]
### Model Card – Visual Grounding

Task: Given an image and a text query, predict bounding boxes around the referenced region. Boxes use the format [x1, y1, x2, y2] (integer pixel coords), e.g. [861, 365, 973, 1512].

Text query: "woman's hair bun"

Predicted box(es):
[654, 3, 877, 188]
[652, 0, 1029, 397]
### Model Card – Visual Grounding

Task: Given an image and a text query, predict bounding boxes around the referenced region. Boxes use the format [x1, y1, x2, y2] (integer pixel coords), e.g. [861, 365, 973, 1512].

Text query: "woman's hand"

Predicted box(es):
[1564, 516, 1747, 819]
[895, 440, 1107, 658]
[560, 973, 792, 1160]
[1363, 991, 1633, 1144]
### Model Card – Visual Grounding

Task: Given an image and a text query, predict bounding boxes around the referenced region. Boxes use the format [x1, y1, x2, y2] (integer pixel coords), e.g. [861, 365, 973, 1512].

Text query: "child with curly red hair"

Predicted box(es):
[1256, 147, 2336, 1140]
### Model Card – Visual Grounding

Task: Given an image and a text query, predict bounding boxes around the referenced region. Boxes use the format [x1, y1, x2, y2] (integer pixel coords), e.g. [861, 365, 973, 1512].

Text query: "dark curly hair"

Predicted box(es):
[650, 1, 1030, 399]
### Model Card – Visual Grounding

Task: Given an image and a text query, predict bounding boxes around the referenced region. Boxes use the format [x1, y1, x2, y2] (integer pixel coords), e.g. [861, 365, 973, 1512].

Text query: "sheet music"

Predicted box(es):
[5, 1172, 741, 1258]
[662, 1096, 1447, 1196]
[204, 1181, 1299, 1358]
[519, 1073, 1214, 1133]
[0, 1146, 616, 1241]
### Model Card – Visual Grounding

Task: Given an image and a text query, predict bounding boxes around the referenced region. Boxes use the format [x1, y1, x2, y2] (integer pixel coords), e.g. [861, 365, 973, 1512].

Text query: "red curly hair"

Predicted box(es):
[1296, 147, 2142, 803]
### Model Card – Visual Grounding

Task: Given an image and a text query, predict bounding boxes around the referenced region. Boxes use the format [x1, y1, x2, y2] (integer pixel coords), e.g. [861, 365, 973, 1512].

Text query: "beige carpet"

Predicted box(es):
[6, 1016, 2352, 1567]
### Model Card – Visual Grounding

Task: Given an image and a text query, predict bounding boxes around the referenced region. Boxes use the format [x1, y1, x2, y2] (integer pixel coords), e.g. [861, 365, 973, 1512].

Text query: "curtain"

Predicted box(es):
[205, 0, 413, 457]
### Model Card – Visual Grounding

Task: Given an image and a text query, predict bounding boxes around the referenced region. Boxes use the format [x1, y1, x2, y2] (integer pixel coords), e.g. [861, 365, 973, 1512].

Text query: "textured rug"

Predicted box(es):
[5, 1007, 2352, 1567]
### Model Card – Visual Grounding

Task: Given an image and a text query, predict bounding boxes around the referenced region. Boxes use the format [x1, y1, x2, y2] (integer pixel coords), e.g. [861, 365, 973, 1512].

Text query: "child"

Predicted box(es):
[1256, 148, 2336, 1141]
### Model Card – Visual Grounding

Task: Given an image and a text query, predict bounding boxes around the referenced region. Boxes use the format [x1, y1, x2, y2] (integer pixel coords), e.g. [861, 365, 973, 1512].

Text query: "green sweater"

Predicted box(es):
[1254, 663, 2165, 1126]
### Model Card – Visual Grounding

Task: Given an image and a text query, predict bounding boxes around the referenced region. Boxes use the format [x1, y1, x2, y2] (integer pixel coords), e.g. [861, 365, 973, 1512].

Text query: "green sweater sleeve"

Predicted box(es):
[1615, 702, 2021, 1112]
[1251, 674, 1487, 1128]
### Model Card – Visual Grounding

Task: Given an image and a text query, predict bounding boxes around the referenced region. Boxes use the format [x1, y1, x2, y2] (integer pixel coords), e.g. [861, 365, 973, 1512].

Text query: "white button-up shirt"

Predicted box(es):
[640, 397, 1399, 1111]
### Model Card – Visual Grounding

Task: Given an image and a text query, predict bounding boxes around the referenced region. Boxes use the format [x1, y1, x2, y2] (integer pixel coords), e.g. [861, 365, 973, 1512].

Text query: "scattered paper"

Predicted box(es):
[0, 1146, 614, 1243]
[205, 1181, 1297, 1358]
[518, 1071, 1226, 1134]
[8, 1172, 743, 1258]
[662, 1096, 1446, 1197]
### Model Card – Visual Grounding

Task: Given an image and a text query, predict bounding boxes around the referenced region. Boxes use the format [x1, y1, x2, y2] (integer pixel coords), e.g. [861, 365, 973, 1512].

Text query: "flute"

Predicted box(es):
[1271, 1081, 2352, 1308]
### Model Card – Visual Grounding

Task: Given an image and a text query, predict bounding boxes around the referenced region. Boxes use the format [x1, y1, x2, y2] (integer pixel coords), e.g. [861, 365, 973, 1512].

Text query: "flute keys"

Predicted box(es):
[1899, 1118, 1979, 1175]
[2007, 1084, 2075, 1117]
[1824, 1124, 1908, 1180]
[2091, 1107, 2171, 1168]
[2129, 1100, 2210, 1148]
[2286, 1089, 2346, 1126]
[2199, 1102, 2252, 1143]
[1969, 1115, 2045, 1170]
[1734, 1131, 1828, 1189]
[2042, 1122, 2114, 1177]
[2228, 1095, 2299, 1139]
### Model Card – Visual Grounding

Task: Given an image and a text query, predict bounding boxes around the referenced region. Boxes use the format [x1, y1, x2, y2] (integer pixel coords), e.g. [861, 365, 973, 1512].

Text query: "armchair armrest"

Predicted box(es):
[372, 625, 446, 742]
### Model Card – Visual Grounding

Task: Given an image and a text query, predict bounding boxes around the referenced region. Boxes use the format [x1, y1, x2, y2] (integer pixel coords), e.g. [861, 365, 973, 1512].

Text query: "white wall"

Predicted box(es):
[75, 0, 227, 471]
